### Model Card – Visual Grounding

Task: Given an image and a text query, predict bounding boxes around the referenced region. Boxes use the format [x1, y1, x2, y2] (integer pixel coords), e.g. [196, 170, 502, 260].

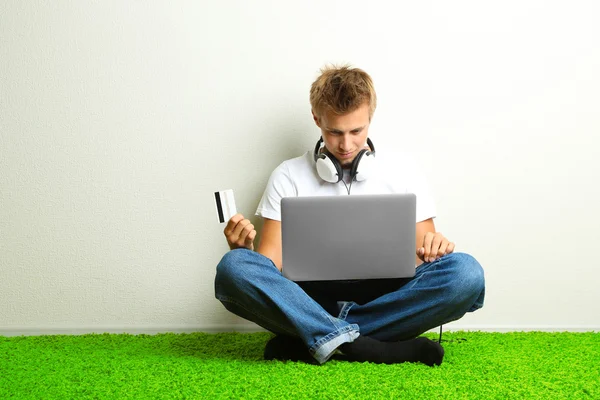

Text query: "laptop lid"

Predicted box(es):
[281, 193, 416, 281]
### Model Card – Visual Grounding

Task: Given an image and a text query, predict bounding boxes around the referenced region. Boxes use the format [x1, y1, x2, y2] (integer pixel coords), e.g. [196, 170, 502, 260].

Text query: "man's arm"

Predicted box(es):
[415, 218, 455, 266]
[256, 217, 282, 271]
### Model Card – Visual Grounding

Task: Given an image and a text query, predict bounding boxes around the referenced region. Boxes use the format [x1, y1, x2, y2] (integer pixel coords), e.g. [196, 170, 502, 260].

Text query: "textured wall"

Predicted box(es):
[1, 1, 599, 335]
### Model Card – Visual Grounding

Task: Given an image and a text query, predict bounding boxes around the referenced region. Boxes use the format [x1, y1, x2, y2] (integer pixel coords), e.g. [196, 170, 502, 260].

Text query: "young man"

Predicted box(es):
[215, 65, 485, 366]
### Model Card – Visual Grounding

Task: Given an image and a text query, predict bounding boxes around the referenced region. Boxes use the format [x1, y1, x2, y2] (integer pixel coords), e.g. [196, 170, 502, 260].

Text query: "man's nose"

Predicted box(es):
[340, 134, 352, 150]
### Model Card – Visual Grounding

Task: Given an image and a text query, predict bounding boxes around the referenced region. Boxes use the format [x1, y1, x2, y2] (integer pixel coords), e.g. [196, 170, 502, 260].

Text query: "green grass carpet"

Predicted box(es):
[1, 332, 599, 399]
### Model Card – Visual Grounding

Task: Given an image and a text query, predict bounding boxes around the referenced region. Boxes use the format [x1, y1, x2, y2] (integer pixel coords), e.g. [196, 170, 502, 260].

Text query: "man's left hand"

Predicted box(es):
[417, 232, 455, 263]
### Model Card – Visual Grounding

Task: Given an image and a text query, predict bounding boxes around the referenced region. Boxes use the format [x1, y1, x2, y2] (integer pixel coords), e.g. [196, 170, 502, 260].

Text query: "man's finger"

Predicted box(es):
[437, 239, 449, 258]
[242, 223, 255, 237]
[245, 229, 257, 248]
[232, 218, 252, 238]
[422, 232, 434, 261]
[430, 234, 445, 262]
[446, 242, 456, 254]
[417, 247, 425, 261]
[224, 213, 244, 236]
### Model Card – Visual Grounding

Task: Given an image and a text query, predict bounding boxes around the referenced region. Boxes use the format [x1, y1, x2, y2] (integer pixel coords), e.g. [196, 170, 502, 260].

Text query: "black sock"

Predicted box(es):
[339, 336, 444, 366]
[263, 335, 318, 364]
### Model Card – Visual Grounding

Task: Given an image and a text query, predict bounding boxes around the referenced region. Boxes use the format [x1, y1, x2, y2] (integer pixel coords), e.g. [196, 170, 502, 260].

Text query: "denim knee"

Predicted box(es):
[215, 248, 279, 295]
[214, 249, 254, 295]
[445, 252, 485, 307]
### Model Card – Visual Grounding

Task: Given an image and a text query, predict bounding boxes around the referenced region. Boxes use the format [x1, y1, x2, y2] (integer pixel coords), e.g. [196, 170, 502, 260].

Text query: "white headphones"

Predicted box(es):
[313, 137, 376, 183]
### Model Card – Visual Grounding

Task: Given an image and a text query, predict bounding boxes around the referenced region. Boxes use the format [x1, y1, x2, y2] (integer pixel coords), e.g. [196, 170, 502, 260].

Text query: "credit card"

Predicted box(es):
[214, 189, 237, 223]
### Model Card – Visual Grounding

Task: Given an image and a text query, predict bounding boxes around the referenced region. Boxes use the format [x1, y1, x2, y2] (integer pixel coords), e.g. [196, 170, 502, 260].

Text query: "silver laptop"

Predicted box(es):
[281, 193, 416, 281]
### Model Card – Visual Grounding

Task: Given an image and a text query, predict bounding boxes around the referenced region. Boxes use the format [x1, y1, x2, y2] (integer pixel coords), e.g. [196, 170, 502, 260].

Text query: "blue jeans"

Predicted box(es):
[214, 249, 485, 364]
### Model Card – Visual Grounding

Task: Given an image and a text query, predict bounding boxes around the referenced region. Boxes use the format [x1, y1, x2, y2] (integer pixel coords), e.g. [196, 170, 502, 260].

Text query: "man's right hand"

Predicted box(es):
[224, 213, 257, 251]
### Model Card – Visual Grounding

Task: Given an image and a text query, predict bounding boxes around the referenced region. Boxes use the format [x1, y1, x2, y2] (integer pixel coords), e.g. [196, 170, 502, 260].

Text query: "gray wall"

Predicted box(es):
[1, 0, 599, 334]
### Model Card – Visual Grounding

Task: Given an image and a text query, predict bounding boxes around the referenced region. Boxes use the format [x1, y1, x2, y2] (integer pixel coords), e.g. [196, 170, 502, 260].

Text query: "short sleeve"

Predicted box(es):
[411, 174, 437, 222]
[255, 162, 296, 221]
[396, 152, 436, 222]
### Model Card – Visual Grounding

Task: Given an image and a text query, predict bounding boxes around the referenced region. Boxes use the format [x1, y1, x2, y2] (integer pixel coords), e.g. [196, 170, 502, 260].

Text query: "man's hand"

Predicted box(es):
[416, 232, 455, 263]
[224, 213, 256, 251]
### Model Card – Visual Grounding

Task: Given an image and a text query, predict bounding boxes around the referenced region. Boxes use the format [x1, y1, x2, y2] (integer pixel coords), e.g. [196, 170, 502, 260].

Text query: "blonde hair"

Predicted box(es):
[310, 64, 377, 120]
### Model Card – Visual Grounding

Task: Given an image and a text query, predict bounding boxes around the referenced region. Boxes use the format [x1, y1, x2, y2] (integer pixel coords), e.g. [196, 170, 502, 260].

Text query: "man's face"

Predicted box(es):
[312, 102, 371, 169]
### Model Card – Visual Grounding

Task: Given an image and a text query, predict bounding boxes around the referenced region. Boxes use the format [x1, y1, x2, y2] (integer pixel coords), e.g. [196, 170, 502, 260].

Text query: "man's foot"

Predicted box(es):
[339, 336, 444, 366]
[263, 335, 318, 364]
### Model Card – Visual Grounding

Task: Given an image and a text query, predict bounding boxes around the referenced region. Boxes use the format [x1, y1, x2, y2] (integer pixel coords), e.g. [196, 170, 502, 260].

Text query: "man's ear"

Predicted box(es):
[311, 110, 321, 128]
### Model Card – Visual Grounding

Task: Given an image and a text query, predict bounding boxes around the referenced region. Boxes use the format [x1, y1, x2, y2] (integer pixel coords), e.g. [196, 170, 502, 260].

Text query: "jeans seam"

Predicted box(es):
[216, 294, 297, 336]
[309, 323, 360, 355]
[337, 301, 356, 321]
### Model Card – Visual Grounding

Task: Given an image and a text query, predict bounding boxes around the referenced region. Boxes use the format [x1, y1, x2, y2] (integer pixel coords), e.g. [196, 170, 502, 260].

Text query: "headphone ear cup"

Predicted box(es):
[353, 150, 375, 182]
[349, 149, 366, 180]
[316, 154, 343, 183]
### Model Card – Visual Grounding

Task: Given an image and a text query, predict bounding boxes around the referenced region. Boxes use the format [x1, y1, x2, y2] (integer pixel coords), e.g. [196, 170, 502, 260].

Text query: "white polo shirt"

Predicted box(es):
[255, 147, 436, 223]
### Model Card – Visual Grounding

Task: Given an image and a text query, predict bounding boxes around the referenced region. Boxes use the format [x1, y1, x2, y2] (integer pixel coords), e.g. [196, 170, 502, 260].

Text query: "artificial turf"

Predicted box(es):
[1, 331, 598, 399]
